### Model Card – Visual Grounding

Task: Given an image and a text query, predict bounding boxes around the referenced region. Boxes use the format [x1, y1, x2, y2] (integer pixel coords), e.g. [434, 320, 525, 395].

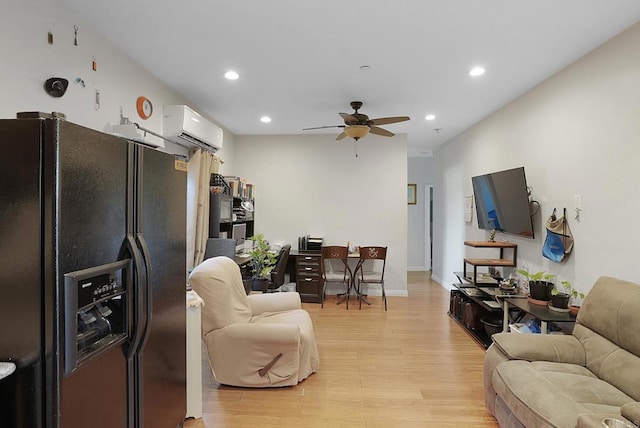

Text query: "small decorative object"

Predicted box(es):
[136, 96, 153, 120]
[407, 184, 417, 205]
[248, 234, 278, 291]
[44, 77, 69, 97]
[602, 418, 636, 428]
[488, 229, 496, 242]
[517, 269, 555, 302]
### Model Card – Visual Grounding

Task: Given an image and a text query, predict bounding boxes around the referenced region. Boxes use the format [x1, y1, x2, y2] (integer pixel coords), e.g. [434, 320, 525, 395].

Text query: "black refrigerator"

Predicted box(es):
[0, 113, 187, 428]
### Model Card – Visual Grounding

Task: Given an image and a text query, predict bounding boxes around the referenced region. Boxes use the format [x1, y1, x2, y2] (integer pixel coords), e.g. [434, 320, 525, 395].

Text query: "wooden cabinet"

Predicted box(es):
[291, 252, 323, 303]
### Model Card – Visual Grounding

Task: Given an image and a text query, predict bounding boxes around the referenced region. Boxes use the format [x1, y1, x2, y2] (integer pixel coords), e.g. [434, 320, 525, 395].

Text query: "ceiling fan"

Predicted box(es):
[303, 101, 410, 141]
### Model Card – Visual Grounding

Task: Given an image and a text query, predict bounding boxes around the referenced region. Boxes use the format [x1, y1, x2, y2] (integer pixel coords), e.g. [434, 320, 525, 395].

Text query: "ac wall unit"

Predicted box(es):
[163, 105, 223, 151]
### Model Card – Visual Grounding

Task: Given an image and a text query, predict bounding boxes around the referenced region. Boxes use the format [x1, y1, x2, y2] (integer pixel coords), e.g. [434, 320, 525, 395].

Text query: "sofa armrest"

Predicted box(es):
[491, 332, 586, 365]
[248, 292, 301, 315]
[622, 402, 640, 426]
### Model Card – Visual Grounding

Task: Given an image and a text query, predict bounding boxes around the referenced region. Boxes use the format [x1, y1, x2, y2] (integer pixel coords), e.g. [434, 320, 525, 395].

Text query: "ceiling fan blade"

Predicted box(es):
[339, 112, 358, 124]
[369, 126, 395, 137]
[368, 116, 410, 126]
[336, 132, 348, 141]
[302, 125, 345, 130]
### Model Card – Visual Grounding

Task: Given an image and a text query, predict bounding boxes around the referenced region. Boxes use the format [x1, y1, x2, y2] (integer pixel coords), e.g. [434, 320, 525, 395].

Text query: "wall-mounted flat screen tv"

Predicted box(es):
[472, 166, 534, 239]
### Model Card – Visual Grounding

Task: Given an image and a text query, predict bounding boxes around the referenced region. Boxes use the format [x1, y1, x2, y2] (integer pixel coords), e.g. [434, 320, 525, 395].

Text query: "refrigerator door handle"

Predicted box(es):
[119, 233, 148, 357]
[135, 232, 153, 347]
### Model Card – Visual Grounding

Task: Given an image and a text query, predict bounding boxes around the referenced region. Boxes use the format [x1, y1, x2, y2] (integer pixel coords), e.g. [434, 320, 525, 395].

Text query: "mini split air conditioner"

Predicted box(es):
[163, 105, 223, 151]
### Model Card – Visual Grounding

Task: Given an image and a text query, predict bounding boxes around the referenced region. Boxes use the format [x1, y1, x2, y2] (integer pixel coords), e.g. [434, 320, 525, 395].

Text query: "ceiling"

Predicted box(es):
[59, 0, 640, 156]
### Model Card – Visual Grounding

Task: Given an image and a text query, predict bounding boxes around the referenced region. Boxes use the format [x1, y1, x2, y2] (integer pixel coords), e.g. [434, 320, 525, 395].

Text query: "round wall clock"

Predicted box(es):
[136, 96, 153, 120]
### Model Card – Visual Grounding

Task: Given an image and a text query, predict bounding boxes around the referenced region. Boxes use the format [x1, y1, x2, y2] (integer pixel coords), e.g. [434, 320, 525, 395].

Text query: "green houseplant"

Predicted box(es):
[552, 280, 585, 313]
[247, 234, 278, 291]
[516, 269, 555, 302]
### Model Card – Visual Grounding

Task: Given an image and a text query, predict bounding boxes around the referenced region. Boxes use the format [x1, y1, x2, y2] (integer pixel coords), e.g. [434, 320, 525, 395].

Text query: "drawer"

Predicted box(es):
[297, 264, 321, 275]
[297, 277, 322, 293]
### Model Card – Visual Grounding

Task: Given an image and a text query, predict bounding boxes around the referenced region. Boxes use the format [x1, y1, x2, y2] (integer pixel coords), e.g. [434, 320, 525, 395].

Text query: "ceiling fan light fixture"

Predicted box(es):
[344, 125, 369, 140]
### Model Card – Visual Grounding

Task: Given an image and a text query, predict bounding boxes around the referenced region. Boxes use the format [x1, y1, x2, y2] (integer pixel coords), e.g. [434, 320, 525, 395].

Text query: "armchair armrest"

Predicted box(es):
[622, 402, 640, 426]
[219, 322, 300, 344]
[491, 333, 586, 365]
[204, 322, 302, 387]
[248, 292, 301, 315]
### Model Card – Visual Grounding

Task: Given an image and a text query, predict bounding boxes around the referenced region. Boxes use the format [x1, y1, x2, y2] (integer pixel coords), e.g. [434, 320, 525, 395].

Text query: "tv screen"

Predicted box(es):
[472, 167, 534, 238]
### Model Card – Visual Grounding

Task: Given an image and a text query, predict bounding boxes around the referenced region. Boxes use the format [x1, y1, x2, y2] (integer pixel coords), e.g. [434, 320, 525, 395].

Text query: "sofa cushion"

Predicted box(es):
[493, 359, 634, 428]
[578, 276, 640, 358]
[574, 276, 640, 402]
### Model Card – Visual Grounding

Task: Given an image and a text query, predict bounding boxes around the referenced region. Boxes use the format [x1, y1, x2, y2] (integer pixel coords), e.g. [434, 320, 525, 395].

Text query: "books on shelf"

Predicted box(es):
[223, 176, 255, 200]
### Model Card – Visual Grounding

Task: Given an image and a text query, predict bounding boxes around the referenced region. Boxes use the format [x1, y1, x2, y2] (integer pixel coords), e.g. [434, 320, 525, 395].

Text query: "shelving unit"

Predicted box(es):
[462, 241, 517, 285]
[448, 241, 520, 349]
[209, 174, 255, 239]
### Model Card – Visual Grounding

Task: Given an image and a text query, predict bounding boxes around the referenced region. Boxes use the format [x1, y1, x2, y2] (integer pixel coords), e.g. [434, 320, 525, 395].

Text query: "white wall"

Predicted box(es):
[231, 134, 409, 295]
[0, 0, 238, 271]
[407, 156, 434, 270]
[432, 21, 640, 297]
[0, 0, 236, 158]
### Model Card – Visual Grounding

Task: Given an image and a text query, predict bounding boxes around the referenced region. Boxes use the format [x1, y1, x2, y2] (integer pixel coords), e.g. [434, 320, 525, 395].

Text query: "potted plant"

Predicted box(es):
[553, 280, 585, 315]
[247, 233, 278, 292]
[516, 269, 555, 302]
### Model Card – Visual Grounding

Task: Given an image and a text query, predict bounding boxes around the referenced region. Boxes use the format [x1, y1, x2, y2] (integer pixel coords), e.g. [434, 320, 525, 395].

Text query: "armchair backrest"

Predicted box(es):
[189, 256, 252, 333]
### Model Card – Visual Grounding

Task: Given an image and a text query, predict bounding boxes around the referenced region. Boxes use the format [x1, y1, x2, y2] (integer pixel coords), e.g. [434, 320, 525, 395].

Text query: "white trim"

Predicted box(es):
[424, 185, 433, 271]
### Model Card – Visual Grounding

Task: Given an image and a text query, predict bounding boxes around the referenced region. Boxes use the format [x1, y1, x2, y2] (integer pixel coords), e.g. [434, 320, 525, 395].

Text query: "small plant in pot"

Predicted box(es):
[554, 280, 585, 315]
[247, 234, 278, 292]
[516, 269, 555, 302]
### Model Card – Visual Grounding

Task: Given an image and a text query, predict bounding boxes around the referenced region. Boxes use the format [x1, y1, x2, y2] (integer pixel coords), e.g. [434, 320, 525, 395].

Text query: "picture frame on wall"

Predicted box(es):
[408, 184, 417, 205]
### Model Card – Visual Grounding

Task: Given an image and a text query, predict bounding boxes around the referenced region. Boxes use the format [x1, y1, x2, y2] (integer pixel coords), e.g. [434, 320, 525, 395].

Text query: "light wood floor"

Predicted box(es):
[183, 271, 498, 427]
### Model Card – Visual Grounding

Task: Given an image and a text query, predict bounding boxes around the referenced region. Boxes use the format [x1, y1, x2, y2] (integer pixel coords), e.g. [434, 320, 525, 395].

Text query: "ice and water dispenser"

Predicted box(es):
[63, 259, 130, 376]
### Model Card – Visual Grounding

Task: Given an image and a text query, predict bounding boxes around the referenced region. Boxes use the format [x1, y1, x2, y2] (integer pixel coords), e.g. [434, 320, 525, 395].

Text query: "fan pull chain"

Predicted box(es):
[354, 140, 358, 157]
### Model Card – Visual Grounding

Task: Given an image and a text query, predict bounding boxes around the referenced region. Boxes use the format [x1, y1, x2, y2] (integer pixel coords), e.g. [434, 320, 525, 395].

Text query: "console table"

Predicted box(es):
[505, 297, 576, 334]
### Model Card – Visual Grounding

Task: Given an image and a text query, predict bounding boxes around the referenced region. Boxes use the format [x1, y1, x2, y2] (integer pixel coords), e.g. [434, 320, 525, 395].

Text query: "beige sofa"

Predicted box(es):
[189, 256, 320, 388]
[484, 276, 640, 427]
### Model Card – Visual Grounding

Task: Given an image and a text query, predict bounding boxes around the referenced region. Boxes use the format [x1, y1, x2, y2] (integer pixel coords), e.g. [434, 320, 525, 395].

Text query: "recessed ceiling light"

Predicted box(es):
[469, 67, 485, 77]
[425, 114, 436, 121]
[224, 70, 239, 80]
[260, 116, 271, 123]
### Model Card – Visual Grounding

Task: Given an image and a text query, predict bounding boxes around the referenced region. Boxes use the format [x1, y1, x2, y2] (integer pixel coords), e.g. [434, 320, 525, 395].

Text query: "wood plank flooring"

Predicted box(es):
[183, 271, 498, 427]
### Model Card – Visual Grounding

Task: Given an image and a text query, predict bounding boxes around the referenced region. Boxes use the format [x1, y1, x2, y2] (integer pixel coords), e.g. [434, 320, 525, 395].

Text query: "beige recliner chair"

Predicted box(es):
[189, 256, 320, 387]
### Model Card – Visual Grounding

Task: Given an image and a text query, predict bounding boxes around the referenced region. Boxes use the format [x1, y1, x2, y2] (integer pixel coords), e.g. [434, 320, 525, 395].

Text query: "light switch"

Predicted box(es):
[574, 194, 583, 210]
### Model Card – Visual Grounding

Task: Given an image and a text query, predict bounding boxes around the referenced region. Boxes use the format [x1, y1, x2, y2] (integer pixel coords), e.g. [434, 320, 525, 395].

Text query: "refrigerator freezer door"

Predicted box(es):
[0, 119, 47, 427]
[57, 121, 129, 428]
[136, 146, 187, 427]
